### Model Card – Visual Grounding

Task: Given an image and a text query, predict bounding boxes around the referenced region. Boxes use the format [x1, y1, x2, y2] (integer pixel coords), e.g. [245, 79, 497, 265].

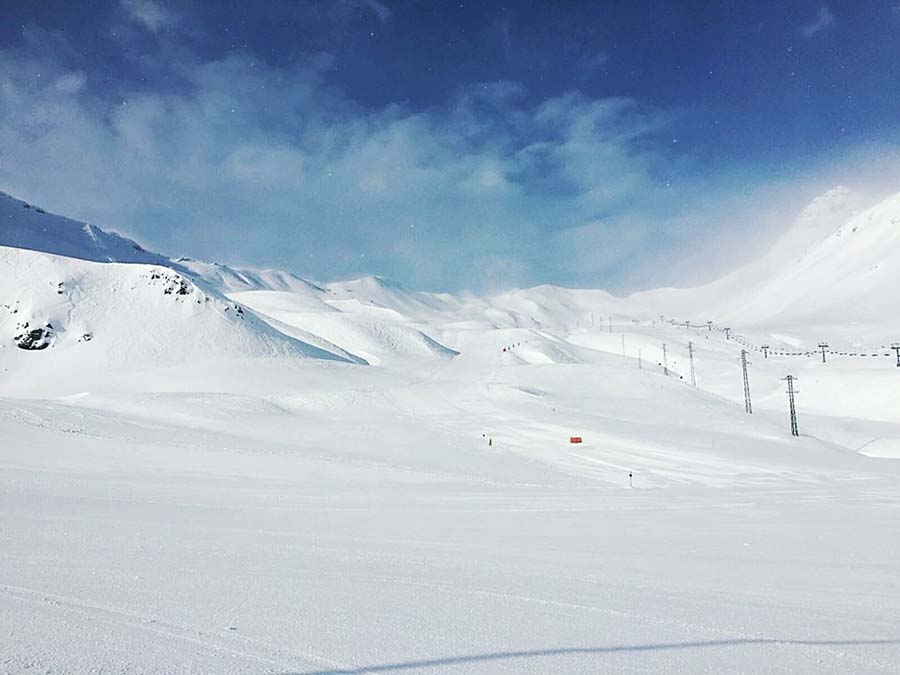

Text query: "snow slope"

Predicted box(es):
[231, 289, 458, 366]
[0, 247, 352, 395]
[631, 186, 900, 333]
[0, 190, 169, 265]
[2, 330, 899, 674]
[179, 257, 336, 303]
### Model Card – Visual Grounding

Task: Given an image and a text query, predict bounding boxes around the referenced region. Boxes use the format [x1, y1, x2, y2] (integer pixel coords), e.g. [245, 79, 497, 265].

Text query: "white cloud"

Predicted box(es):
[0, 38, 754, 292]
[801, 6, 835, 38]
[121, 0, 173, 33]
[53, 72, 87, 95]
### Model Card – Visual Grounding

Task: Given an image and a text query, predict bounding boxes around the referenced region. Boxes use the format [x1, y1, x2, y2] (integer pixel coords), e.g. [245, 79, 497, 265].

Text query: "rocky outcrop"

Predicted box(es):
[14, 322, 53, 350]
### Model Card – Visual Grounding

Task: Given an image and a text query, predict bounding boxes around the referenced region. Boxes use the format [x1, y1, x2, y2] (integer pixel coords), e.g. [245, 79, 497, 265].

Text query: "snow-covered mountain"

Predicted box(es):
[3, 183, 899, 381]
[727, 188, 900, 326]
[0, 192, 461, 374]
[631, 185, 900, 332]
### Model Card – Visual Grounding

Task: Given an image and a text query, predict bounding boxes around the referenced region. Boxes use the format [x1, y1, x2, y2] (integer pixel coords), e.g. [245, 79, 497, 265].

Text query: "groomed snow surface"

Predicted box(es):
[2, 188, 900, 673]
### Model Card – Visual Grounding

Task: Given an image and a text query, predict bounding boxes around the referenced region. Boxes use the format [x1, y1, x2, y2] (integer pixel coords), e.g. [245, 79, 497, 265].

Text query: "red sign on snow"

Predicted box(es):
[569, 436, 583, 444]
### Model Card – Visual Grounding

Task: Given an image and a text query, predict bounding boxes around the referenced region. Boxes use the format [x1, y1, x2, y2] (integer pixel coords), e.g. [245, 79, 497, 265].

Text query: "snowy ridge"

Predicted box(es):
[180, 258, 332, 299]
[630, 185, 900, 334]
[0, 191, 168, 265]
[230, 289, 458, 366]
[0, 247, 352, 395]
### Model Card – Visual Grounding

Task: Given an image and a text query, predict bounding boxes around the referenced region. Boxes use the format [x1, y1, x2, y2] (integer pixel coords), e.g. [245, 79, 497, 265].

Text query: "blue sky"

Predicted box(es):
[1, 1, 899, 292]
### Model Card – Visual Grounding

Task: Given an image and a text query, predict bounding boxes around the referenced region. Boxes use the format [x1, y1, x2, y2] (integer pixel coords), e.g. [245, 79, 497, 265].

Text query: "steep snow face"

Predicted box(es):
[0, 247, 352, 395]
[630, 186, 900, 333]
[766, 186, 862, 265]
[730, 190, 900, 326]
[0, 191, 169, 265]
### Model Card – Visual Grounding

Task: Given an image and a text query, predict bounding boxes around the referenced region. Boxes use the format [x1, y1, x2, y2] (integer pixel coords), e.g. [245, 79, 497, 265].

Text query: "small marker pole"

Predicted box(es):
[628, 471, 633, 488]
[688, 341, 696, 387]
[662, 343, 669, 376]
[638, 349, 642, 370]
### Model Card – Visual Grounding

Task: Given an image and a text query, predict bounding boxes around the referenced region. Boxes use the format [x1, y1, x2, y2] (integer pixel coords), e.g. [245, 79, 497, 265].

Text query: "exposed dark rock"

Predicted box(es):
[149, 270, 191, 296]
[15, 323, 53, 350]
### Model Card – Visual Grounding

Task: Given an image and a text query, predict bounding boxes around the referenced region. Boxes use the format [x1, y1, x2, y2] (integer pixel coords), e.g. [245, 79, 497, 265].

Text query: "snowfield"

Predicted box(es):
[2, 188, 900, 673]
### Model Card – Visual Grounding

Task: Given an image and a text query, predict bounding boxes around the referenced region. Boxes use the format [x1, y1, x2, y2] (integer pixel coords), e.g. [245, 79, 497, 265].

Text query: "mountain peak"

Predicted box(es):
[0, 190, 166, 266]
[796, 185, 853, 222]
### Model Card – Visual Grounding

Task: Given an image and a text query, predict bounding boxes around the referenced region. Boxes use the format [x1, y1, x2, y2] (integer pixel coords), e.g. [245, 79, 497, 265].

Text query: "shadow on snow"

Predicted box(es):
[283, 638, 900, 674]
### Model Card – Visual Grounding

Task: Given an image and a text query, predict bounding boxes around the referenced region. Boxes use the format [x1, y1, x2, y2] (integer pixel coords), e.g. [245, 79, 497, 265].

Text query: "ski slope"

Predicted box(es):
[2, 188, 900, 673]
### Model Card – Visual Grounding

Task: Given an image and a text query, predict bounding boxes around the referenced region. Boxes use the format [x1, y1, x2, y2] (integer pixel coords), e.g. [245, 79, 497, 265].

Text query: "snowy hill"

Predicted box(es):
[179, 258, 334, 300]
[0, 247, 352, 395]
[0, 192, 462, 369]
[230, 289, 458, 366]
[631, 186, 900, 334]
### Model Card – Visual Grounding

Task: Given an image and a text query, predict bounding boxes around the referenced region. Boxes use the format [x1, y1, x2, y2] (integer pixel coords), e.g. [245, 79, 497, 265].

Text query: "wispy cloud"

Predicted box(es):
[800, 6, 835, 38]
[0, 30, 693, 291]
[121, 0, 174, 33]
